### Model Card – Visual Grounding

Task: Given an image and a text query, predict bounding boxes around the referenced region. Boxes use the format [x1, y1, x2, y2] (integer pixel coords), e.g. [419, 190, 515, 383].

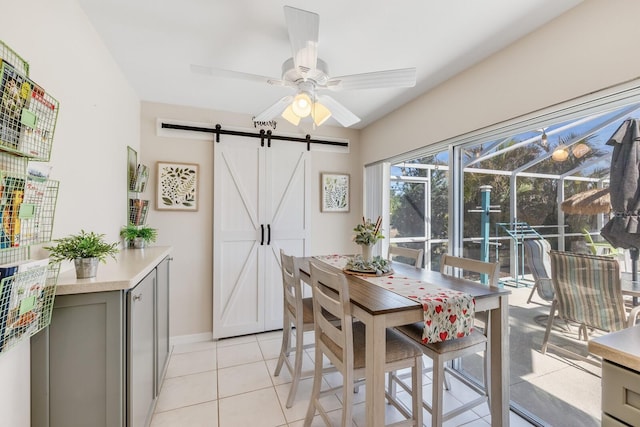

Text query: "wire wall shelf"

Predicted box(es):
[0, 41, 28, 77]
[127, 147, 149, 226]
[0, 262, 60, 354]
[0, 60, 59, 161]
[0, 40, 60, 356]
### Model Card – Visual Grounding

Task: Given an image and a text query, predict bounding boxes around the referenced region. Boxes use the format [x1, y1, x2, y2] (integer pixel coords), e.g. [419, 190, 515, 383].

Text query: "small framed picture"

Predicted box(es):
[321, 173, 350, 213]
[156, 161, 199, 211]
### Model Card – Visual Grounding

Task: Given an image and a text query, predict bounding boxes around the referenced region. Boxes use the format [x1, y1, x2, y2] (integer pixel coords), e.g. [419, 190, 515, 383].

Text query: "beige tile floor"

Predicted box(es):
[150, 327, 536, 427]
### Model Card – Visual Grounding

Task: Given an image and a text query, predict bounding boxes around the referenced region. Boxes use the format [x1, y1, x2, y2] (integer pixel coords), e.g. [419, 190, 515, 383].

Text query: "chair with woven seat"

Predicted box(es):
[390, 254, 499, 427]
[523, 238, 555, 305]
[388, 245, 424, 268]
[541, 250, 640, 366]
[273, 250, 316, 408]
[303, 261, 423, 427]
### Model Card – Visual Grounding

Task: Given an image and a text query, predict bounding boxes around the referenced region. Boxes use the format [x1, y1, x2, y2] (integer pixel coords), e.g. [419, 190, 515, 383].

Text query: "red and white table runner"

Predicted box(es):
[313, 255, 476, 343]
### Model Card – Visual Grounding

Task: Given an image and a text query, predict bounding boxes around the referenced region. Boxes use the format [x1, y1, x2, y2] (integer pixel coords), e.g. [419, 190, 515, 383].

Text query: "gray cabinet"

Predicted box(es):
[128, 270, 156, 427]
[31, 290, 126, 427]
[589, 325, 640, 427]
[155, 256, 170, 393]
[31, 254, 171, 427]
[601, 361, 640, 426]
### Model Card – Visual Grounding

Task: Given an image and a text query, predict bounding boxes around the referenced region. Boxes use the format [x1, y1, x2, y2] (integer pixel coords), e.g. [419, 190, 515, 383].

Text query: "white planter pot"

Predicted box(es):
[360, 244, 373, 262]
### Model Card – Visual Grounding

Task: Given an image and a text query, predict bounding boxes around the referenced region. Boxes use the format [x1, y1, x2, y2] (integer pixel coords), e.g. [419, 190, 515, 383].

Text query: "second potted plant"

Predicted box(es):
[133, 225, 157, 249]
[44, 230, 119, 279]
[119, 223, 158, 249]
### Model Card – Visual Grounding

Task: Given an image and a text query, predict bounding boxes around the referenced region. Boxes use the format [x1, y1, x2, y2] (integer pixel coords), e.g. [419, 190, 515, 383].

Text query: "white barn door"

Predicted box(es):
[213, 135, 310, 338]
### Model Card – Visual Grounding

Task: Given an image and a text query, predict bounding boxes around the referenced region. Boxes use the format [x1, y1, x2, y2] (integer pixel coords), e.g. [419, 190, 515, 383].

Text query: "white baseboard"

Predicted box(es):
[170, 332, 213, 347]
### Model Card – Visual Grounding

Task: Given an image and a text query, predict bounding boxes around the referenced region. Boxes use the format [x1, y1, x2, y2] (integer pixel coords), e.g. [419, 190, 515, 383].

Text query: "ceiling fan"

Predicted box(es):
[191, 5, 416, 128]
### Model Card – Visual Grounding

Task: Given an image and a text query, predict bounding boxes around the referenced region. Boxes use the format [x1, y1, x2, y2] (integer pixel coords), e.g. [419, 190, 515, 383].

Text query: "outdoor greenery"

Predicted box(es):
[389, 133, 607, 267]
[45, 230, 119, 263]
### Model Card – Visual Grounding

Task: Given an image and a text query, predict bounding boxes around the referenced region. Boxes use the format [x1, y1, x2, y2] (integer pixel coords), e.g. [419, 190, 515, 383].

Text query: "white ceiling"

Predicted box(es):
[77, 0, 582, 129]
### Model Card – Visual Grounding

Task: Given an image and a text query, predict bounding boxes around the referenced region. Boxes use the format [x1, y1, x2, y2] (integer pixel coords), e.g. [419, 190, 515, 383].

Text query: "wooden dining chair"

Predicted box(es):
[388, 245, 424, 268]
[273, 250, 316, 408]
[390, 254, 499, 426]
[304, 261, 423, 427]
[542, 250, 640, 367]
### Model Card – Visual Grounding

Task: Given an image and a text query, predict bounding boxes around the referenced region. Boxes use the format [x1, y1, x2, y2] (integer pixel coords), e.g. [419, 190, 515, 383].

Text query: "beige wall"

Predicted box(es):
[362, 0, 640, 165]
[0, 0, 140, 423]
[140, 101, 361, 338]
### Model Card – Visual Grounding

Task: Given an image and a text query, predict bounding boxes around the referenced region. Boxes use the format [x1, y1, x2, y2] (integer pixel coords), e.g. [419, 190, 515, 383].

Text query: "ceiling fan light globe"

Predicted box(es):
[281, 105, 301, 125]
[311, 102, 331, 126]
[292, 93, 312, 117]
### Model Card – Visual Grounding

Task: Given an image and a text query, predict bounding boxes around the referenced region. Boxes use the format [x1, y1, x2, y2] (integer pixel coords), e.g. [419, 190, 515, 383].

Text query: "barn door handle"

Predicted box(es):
[267, 224, 271, 245]
[260, 224, 265, 245]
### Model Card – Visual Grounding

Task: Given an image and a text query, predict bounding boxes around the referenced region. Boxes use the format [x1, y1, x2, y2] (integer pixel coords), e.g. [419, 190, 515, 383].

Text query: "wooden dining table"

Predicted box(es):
[299, 256, 512, 427]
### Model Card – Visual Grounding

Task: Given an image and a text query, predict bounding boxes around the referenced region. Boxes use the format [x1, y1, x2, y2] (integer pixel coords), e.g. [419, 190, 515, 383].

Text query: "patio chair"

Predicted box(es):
[582, 228, 620, 257]
[542, 250, 640, 366]
[304, 261, 423, 427]
[523, 238, 555, 305]
[388, 245, 424, 268]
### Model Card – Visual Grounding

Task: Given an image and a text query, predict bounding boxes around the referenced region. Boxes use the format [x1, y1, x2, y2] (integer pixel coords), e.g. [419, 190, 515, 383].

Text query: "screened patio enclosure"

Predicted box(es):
[388, 101, 640, 286]
[379, 97, 640, 426]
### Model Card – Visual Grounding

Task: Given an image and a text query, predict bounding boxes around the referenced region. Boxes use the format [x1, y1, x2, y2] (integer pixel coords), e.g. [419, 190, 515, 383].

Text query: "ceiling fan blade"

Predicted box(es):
[326, 68, 417, 91]
[283, 6, 319, 76]
[254, 96, 293, 121]
[317, 95, 360, 127]
[190, 64, 293, 87]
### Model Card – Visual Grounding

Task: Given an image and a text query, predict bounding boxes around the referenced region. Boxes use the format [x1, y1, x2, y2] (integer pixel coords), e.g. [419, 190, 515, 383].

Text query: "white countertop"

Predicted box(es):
[588, 325, 640, 371]
[54, 246, 173, 296]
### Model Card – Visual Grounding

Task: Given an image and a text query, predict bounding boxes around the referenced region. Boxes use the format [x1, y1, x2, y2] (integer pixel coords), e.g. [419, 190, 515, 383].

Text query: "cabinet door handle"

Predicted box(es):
[267, 224, 271, 245]
[260, 224, 264, 245]
[133, 294, 142, 302]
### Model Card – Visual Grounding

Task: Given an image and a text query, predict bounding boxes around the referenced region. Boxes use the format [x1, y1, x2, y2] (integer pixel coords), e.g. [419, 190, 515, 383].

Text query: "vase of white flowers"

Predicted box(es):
[353, 217, 384, 262]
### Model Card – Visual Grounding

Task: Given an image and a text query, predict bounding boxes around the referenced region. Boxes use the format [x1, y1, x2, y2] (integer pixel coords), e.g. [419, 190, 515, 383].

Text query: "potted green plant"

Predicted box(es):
[133, 225, 157, 249]
[44, 230, 119, 279]
[119, 223, 139, 248]
[119, 223, 158, 249]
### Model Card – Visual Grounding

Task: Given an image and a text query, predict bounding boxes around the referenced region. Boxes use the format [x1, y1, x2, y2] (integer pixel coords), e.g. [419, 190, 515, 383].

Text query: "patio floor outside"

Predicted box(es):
[503, 280, 605, 427]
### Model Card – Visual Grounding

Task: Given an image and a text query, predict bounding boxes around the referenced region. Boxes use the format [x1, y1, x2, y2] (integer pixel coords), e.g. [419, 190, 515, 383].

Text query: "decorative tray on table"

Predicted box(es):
[343, 255, 393, 277]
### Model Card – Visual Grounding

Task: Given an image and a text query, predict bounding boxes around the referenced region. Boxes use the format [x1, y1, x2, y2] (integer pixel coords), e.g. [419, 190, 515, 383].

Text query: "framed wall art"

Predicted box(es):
[321, 172, 350, 213]
[156, 161, 199, 211]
